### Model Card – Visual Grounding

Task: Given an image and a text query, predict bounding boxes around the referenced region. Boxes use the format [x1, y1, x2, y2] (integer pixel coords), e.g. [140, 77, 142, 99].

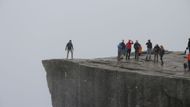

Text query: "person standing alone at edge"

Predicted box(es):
[65, 40, 74, 59]
[146, 39, 152, 61]
[126, 40, 133, 60]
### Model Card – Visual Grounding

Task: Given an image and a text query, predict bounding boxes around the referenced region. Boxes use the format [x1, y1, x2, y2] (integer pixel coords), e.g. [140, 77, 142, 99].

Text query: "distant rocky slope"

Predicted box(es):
[42, 52, 190, 107]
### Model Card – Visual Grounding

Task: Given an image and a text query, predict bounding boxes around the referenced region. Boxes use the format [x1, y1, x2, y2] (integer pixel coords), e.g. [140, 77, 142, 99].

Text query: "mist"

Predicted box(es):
[0, 0, 190, 107]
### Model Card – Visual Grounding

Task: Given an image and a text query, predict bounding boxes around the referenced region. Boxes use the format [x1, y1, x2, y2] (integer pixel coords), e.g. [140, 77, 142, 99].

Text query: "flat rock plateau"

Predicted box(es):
[42, 52, 190, 107]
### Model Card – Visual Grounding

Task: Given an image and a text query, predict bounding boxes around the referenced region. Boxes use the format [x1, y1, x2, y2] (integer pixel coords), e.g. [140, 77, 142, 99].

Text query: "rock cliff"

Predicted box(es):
[42, 52, 190, 107]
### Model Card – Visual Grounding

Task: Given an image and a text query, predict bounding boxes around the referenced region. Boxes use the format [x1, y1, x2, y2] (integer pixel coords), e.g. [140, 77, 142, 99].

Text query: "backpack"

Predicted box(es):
[134, 43, 140, 50]
[118, 43, 122, 49]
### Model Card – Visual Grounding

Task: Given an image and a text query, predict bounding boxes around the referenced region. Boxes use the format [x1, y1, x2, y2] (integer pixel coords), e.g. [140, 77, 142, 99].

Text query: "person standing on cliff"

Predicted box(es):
[186, 38, 190, 53]
[117, 40, 125, 61]
[153, 44, 160, 63]
[134, 40, 141, 60]
[65, 40, 74, 59]
[159, 45, 165, 66]
[126, 40, 133, 60]
[186, 51, 190, 71]
[146, 39, 152, 61]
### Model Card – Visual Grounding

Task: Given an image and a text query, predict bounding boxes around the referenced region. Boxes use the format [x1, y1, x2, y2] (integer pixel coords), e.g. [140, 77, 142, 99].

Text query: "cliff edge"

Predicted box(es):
[42, 52, 190, 107]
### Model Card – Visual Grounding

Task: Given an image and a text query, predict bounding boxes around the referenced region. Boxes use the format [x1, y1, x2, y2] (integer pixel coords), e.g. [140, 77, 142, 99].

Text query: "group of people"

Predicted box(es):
[117, 39, 165, 65]
[65, 39, 190, 71]
[146, 40, 165, 65]
[117, 40, 142, 61]
[152, 43, 165, 65]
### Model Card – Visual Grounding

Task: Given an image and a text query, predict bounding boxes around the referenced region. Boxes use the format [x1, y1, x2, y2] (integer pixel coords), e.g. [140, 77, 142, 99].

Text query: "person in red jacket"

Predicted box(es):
[126, 40, 133, 60]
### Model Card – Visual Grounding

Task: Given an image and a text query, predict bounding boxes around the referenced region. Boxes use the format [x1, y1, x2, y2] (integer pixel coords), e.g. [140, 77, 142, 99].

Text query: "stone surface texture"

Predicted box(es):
[42, 52, 190, 107]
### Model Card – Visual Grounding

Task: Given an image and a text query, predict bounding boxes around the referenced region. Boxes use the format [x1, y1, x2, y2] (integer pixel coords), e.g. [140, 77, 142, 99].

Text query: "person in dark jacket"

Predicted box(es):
[134, 40, 141, 60]
[153, 44, 160, 63]
[186, 52, 190, 71]
[121, 40, 126, 56]
[159, 45, 165, 66]
[117, 40, 125, 61]
[146, 40, 152, 60]
[65, 40, 74, 59]
[186, 38, 190, 53]
[184, 60, 188, 71]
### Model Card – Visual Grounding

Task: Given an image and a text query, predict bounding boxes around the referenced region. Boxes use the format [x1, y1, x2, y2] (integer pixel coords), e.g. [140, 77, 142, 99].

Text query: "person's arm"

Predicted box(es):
[71, 43, 74, 50]
[188, 41, 190, 49]
[65, 44, 68, 51]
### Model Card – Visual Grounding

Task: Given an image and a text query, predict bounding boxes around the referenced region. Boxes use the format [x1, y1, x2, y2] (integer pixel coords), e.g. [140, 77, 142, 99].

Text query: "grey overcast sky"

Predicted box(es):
[0, 0, 190, 107]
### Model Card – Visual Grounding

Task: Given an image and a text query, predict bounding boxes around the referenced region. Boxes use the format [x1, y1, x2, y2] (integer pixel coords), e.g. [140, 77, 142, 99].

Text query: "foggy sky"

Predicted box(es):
[0, 0, 190, 107]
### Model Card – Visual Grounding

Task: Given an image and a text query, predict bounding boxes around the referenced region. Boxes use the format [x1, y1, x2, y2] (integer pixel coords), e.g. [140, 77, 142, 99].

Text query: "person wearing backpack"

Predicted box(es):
[146, 39, 152, 61]
[117, 40, 125, 61]
[134, 40, 141, 60]
[159, 45, 165, 66]
[65, 40, 74, 59]
[153, 44, 160, 63]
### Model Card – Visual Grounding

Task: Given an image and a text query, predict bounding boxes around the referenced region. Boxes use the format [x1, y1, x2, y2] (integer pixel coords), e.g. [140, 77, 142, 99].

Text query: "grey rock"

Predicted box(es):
[42, 52, 190, 107]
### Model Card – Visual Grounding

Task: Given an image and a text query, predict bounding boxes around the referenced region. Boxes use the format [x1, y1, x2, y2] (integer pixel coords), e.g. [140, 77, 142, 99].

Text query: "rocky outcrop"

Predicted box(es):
[42, 53, 190, 107]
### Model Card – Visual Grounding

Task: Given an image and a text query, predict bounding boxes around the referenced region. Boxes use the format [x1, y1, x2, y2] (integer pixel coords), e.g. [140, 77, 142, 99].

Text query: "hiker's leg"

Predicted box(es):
[161, 56, 164, 65]
[160, 56, 162, 64]
[135, 50, 137, 59]
[184, 63, 186, 71]
[71, 50, 73, 59]
[146, 49, 148, 60]
[67, 50, 69, 59]
[68, 50, 71, 59]
[127, 50, 129, 59]
[128, 49, 131, 59]
[126, 48, 128, 60]
[117, 50, 120, 61]
[121, 49, 124, 56]
[149, 49, 152, 60]
[118, 49, 122, 61]
[188, 61, 190, 71]
[148, 49, 150, 60]
[146, 49, 151, 60]
[126, 49, 128, 60]
[155, 54, 157, 62]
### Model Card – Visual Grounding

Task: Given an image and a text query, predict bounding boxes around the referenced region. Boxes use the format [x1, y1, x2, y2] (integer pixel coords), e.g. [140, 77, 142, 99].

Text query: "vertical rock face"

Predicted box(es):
[42, 55, 190, 107]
